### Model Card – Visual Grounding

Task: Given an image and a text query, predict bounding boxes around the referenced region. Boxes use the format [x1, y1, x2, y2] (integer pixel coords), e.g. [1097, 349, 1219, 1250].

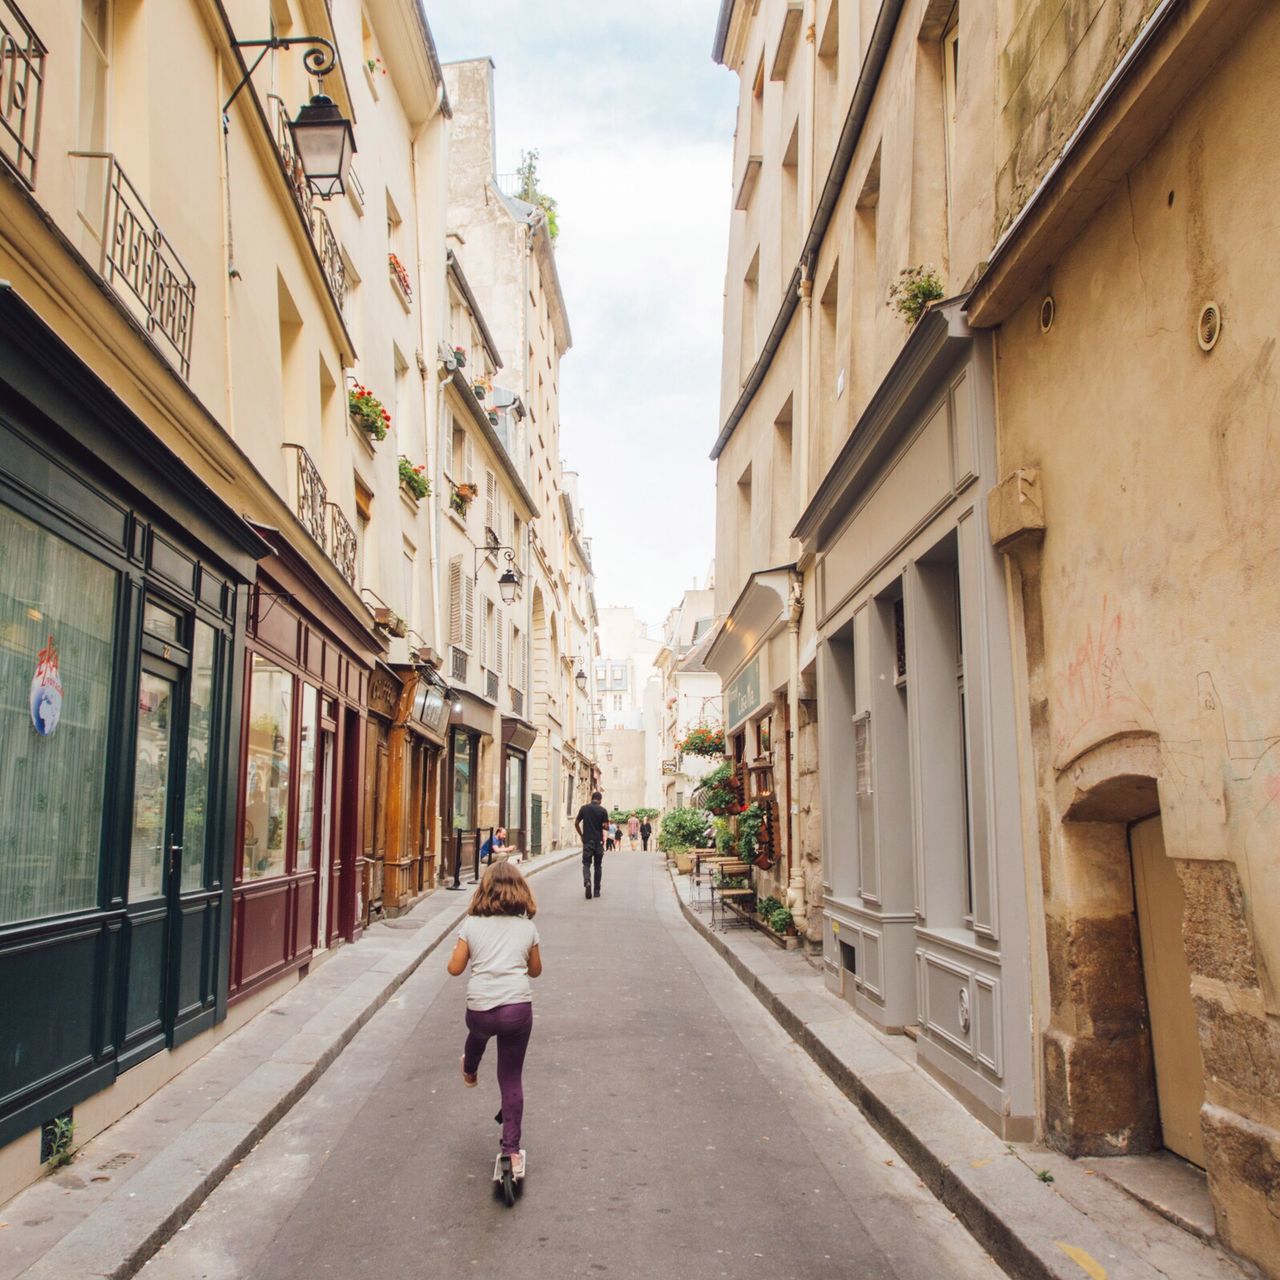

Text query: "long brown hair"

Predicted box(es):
[468, 860, 537, 918]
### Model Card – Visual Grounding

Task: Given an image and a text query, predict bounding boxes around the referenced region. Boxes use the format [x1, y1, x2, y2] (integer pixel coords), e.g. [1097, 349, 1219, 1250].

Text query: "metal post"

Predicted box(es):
[447, 829, 465, 890]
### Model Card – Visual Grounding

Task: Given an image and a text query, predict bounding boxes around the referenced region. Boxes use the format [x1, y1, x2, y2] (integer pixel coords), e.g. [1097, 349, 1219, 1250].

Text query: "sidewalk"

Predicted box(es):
[0, 846, 579, 1280]
[669, 867, 1250, 1280]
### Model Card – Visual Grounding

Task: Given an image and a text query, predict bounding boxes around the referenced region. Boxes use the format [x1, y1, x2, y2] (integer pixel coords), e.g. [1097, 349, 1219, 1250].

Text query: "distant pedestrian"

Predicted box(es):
[447, 861, 542, 1178]
[605, 823, 616, 852]
[627, 814, 640, 850]
[575, 790, 610, 899]
[480, 826, 508, 864]
[640, 818, 652, 851]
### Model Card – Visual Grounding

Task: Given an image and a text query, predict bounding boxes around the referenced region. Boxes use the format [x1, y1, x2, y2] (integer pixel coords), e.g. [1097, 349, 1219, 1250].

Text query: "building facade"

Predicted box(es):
[710, 0, 1279, 1272]
[442, 57, 598, 857]
[595, 606, 661, 810]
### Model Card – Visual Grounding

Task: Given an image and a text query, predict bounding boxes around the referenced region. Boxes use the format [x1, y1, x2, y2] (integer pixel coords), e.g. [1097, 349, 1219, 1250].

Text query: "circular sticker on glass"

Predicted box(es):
[30, 635, 63, 737]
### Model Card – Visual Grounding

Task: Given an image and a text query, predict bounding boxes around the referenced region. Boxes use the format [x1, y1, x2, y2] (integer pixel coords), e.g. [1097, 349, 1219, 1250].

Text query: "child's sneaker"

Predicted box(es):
[461, 1056, 477, 1087]
[509, 1150, 525, 1178]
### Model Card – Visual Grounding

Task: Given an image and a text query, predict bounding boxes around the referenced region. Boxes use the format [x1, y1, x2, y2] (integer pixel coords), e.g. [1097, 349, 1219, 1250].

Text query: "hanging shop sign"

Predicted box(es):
[726, 655, 764, 732]
[411, 680, 451, 740]
[29, 634, 62, 736]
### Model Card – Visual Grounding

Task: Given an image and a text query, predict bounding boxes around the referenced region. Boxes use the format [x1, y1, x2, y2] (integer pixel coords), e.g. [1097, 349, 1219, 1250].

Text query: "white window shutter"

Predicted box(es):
[479, 595, 489, 666]
[464, 434, 475, 484]
[463, 570, 475, 652]
[443, 417, 454, 477]
[485, 469, 496, 530]
[521, 634, 529, 688]
[496, 606, 504, 675]
[448, 556, 462, 646]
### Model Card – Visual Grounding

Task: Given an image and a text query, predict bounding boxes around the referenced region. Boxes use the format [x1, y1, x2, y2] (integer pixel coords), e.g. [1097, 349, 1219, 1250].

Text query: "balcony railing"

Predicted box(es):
[266, 93, 346, 311]
[281, 444, 358, 590]
[0, 0, 45, 188]
[451, 647, 468, 683]
[70, 152, 196, 379]
[510, 687, 524, 718]
[486, 669, 499, 701]
[328, 502, 357, 588]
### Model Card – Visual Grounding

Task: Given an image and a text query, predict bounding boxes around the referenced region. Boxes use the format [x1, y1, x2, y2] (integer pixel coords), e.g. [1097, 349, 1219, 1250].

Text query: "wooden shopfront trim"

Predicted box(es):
[228, 546, 382, 1003]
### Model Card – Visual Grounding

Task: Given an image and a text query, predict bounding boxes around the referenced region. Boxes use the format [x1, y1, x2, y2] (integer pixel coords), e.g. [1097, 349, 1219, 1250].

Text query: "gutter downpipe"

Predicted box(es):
[786, 570, 807, 934]
[710, 0, 903, 463]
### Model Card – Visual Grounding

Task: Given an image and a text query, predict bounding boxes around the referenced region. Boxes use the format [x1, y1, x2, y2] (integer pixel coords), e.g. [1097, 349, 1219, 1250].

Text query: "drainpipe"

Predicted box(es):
[786, 569, 807, 935]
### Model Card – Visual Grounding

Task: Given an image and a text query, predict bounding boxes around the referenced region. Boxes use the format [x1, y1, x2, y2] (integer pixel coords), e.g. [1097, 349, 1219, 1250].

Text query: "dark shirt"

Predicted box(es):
[576, 803, 610, 849]
[640, 823, 652, 837]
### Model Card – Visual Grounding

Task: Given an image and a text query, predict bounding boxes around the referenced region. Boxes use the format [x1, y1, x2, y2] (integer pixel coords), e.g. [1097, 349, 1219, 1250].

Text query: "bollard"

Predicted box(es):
[446, 828, 465, 890]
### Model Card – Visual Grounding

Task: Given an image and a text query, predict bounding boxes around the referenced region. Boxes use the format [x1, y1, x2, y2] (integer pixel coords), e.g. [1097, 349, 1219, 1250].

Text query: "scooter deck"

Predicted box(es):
[493, 1150, 527, 1182]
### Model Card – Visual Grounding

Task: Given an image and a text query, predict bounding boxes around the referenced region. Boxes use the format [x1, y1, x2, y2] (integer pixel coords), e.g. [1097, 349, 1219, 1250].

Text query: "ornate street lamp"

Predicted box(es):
[474, 545, 522, 605]
[224, 36, 356, 199]
[575, 666, 588, 693]
[289, 94, 356, 199]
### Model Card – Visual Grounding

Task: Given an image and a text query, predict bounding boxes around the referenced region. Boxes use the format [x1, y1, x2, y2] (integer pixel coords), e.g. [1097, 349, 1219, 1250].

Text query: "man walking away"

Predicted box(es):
[574, 790, 610, 900]
[640, 818, 652, 851]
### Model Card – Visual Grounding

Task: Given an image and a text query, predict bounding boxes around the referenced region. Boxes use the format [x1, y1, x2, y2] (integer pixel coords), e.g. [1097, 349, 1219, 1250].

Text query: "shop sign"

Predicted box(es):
[369, 667, 399, 719]
[30, 634, 63, 736]
[412, 682, 451, 738]
[726, 657, 762, 731]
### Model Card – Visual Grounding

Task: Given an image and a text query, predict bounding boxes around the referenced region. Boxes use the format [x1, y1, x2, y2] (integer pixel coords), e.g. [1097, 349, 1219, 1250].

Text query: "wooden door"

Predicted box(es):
[1131, 815, 1206, 1167]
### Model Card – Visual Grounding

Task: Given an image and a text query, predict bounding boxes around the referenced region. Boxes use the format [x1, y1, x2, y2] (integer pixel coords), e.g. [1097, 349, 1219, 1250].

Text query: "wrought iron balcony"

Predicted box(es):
[280, 444, 358, 590]
[69, 152, 196, 379]
[266, 93, 346, 311]
[0, 0, 45, 188]
[327, 501, 357, 588]
[486, 669, 499, 701]
[510, 687, 524, 718]
[451, 647, 468, 683]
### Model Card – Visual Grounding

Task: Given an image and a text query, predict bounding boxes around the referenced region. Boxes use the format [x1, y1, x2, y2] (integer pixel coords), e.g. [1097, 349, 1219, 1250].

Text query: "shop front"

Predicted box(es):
[0, 290, 264, 1147]
[383, 666, 451, 909]
[500, 716, 537, 854]
[446, 689, 497, 880]
[229, 529, 381, 1002]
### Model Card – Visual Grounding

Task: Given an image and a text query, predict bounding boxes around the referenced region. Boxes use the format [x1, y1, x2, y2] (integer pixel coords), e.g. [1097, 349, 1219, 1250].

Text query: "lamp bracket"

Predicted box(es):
[473, 544, 518, 582]
[224, 36, 339, 113]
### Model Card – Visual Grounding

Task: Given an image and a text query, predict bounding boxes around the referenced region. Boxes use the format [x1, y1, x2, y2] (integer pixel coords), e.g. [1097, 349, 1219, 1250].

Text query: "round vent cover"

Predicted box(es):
[1039, 295, 1055, 332]
[1198, 301, 1222, 352]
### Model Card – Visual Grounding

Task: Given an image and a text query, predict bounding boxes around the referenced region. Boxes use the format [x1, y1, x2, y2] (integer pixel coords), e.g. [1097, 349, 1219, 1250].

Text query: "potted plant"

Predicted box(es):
[472, 374, 491, 401]
[692, 761, 737, 815]
[737, 802, 768, 867]
[453, 346, 467, 368]
[398, 456, 431, 501]
[388, 252, 413, 301]
[372, 607, 408, 638]
[349, 384, 390, 441]
[677, 725, 725, 757]
[887, 264, 944, 325]
[487, 410, 499, 426]
[450, 483, 477, 517]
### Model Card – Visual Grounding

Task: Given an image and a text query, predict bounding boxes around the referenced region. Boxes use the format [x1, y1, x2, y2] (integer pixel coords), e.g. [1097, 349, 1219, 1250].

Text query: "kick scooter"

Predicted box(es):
[493, 1150, 526, 1206]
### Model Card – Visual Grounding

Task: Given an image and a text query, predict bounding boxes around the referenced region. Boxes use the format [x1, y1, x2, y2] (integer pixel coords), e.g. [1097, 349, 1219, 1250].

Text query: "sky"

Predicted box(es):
[427, 1, 737, 637]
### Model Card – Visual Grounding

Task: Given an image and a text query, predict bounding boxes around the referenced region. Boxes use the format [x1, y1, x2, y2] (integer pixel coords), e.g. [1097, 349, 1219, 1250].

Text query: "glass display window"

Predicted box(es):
[243, 655, 294, 880]
[0, 506, 117, 925]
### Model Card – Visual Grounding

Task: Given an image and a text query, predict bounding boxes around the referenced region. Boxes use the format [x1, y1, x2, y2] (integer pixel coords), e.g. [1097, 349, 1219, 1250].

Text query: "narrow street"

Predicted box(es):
[140, 853, 998, 1280]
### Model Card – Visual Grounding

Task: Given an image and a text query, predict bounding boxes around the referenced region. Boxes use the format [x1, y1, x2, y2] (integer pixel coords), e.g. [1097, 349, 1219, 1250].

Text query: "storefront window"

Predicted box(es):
[182, 621, 216, 891]
[504, 752, 525, 832]
[452, 730, 472, 831]
[129, 671, 173, 900]
[244, 655, 293, 879]
[296, 684, 318, 871]
[0, 507, 116, 924]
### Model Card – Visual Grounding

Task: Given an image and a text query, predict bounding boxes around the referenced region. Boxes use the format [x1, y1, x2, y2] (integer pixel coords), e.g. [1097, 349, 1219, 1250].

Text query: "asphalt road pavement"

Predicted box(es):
[140, 851, 1000, 1280]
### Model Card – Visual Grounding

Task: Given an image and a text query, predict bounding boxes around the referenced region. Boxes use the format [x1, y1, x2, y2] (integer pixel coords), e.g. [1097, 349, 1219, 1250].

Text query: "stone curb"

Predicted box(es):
[15, 848, 580, 1280]
[668, 867, 1234, 1280]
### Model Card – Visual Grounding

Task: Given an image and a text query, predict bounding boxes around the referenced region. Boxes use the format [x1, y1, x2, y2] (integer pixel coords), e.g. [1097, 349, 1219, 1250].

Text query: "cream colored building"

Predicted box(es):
[0, 0, 450, 1202]
[441, 56, 597, 856]
[710, 0, 1279, 1273]
[595, 606, 661, 810]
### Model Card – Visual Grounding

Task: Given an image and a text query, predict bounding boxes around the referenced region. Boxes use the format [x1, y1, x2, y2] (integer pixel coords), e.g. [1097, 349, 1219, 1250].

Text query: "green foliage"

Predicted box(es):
[516, 149, 560, 240]
[693, 761, 738, 814]
[658, 806, 711, 852]
[887, 264, 944, 325]
[349, 384, 390, 440]
[45, 1115, 75, 1170]
[1036, 1169, 1055, 1184]
[714, 871, 747, 889]
[398, 456, 430, 499]
[756, 895, 794, 934]
[737, 802, 765, 861]
[677, 725, 725, 757]
[712, 815, 735, 856]
[633, 807, 659, 821]
[609, 808, 633, 823]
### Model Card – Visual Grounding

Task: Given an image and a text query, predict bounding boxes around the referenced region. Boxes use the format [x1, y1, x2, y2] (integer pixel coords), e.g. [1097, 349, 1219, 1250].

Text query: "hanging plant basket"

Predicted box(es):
[677, 725, 725, 757]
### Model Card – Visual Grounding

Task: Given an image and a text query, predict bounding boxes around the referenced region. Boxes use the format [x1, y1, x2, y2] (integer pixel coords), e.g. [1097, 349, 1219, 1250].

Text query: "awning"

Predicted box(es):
[703, 566, 795, 685]
[501, 715, 537, 753]
[450, 686, 497, 736]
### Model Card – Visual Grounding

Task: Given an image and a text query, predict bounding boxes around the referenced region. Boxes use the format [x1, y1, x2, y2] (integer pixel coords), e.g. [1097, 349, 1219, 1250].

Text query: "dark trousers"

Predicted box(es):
[641, 835, 650, 851]
[582, 843, 603, 892]
[463, 1001, 534, 1154]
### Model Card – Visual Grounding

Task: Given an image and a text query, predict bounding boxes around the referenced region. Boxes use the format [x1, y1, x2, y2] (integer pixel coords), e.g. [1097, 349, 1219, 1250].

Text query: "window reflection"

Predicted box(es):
[244, 655, 293, 879]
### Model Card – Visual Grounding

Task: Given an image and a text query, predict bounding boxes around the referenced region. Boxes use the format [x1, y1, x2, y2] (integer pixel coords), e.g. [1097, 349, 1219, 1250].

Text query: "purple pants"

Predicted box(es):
[463, 1001, 533, 1153]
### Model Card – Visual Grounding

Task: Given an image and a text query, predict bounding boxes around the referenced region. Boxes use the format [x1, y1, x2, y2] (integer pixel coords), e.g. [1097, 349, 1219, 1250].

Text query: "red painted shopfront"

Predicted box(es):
[228, 530, 383, 1002]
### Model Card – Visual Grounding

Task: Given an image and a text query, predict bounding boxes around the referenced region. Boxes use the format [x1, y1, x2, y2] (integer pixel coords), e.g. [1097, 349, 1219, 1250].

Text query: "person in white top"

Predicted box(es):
[447, 861, 543, 1175]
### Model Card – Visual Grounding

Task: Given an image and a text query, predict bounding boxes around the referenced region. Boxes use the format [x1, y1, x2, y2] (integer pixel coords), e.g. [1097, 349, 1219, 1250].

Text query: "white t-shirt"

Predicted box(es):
[458, 914, 540, 1011]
